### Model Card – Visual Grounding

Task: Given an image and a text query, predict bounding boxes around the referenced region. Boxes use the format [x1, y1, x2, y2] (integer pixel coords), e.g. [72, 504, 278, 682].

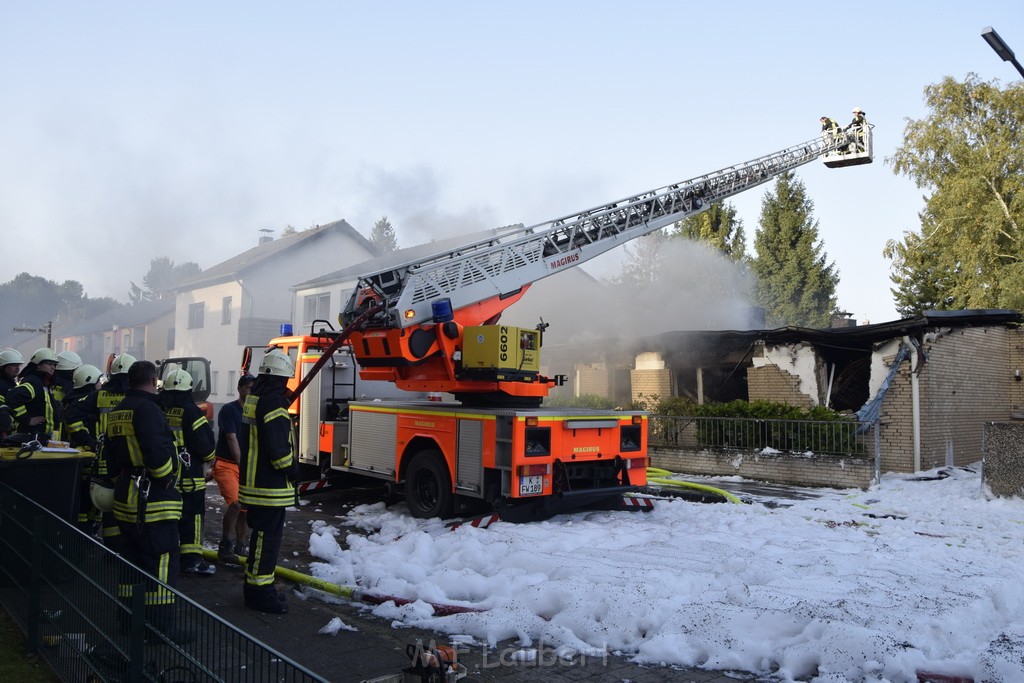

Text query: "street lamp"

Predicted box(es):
[981, 26, 1024, 78]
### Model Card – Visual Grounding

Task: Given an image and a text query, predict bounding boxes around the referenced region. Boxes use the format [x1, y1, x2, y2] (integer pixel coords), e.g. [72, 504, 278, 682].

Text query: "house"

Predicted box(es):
[54, 299, 176, 369]
[565, 310, 1024, 474]
[171, 221, 377, 406]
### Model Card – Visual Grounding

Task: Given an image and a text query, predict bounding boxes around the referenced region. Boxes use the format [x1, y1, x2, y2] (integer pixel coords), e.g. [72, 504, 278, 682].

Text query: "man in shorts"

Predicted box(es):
[213, 374, 254, 560]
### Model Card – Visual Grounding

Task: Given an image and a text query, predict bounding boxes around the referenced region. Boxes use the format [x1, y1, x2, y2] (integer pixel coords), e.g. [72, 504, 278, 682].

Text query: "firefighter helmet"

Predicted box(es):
[56, 350, 83, 371]
[163, 367, 194, 392]
[259, 349, 294, 378]
[30, 348, 59, 365]
[73, 364, 102, 389]
[852, 107, 864, 114]
[89, 478, 115, 512]
[0, 348, 23, 367]
[110, 353, 137, 376]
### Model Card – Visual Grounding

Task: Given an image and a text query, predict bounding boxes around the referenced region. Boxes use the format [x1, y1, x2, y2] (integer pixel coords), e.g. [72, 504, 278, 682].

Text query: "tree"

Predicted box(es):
[370, 216, 398, 253]
[129, 256, 201, 303]
[0, 272, 119, 333]
[670, 201, 747, 261]
[886, 73, 1024, 314]
[281, 224, 298, 237]
[614, 230, 667, 288]
[752, 171, 839, 327]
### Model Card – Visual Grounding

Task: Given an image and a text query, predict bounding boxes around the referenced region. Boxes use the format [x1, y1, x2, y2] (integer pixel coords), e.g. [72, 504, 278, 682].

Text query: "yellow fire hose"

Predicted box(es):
[200, 548, 483, 615]
[644, 468, 744, 504]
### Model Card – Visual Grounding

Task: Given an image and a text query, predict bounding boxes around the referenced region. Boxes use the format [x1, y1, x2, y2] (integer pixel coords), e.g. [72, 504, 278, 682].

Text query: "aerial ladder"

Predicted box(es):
[270, 122, 872, 520]
[340, 123, 873, 405]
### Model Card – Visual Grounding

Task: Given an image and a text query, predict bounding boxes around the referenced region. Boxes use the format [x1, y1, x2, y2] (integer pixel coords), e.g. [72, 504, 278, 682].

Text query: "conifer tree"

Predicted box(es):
[370, 216, 399, 253]
[752, 172, 838, 327]
[670, 201, 747, 261]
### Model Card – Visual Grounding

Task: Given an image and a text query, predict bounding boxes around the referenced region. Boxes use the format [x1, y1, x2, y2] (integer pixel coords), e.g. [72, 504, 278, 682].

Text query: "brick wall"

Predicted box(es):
[878, 327, 1016, 473]
[748, 365, 813, 408]
[576, 362, 610, 398]
[651, 446, 873, 490]
[631, 368, 672, 403]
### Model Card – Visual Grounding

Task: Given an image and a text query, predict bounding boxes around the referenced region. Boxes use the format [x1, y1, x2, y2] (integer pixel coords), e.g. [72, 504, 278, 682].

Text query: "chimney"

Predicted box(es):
[830, 311, 856, 328]
[258, 228, 274, 246]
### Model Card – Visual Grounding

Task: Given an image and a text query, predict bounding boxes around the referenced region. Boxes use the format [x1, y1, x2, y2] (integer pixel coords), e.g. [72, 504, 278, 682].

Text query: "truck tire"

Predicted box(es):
[405, 450, 454, 519]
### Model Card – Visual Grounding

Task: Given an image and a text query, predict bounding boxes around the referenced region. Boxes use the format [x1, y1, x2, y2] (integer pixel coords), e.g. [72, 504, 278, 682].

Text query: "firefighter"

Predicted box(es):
[0, 347, 23, 402]
[106, 360, 189, 643]
[846, 107, 868, 152]
[6, 348, 61, 440]
[0, 348, 22, 435]
[820, 115, 840, 135]
[66, 352, 136, 550]
[66, 364, 102, 533]
[239, 349, 296, 614]
[53, 350, 82, 406]
[160, 367, 217, 576]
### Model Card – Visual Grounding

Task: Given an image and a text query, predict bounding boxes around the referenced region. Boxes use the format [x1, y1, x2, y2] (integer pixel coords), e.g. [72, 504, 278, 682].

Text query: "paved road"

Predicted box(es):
[177, 483, 772, 683]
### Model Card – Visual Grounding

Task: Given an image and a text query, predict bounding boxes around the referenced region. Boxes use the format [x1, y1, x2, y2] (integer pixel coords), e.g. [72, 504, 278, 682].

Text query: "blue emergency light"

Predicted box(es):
[431, 298, 454, 323]
[280, 323, 293, 336]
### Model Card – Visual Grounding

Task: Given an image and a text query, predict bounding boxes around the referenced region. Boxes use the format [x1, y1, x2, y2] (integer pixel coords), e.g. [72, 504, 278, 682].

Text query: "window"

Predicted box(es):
[103, 334, 112, 355]
[188, 302, 205, 329]
[222, 296, 232, 325]
[122, 331, 132, 351]
[227, 370, 236, 396]
[167, 328, 175, 350]
[303, 293, 330, 325]
[211, 371, 220, 397]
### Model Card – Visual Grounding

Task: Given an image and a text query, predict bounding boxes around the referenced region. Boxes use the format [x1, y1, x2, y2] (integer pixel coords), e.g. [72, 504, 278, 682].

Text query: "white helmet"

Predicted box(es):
[163, 367, 194, 392]
[0, 348, 24, 367]
[73, 364, 102, 389]
[110, 353, 137, 376]
[259, 349, 294, 378]
[852, 107, 864, 114]
[89, 478, 115, 512]
[30, 348, 59, 365]
[56, 350, 83, 371]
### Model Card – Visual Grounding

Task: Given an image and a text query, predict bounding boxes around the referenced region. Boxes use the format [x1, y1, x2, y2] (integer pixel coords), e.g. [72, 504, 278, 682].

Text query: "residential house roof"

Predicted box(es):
[176, 220, 375, 291]
[291, 225, 524, 290]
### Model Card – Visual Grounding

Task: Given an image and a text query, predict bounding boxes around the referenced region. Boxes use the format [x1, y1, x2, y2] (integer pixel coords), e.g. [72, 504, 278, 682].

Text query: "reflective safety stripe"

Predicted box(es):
[245, 531, 274, 587]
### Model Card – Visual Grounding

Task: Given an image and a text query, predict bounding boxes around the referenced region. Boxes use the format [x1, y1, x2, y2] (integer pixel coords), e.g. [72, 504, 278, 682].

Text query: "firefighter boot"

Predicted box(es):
[243, 585, 288, 614]
[180, 554, 217, 577]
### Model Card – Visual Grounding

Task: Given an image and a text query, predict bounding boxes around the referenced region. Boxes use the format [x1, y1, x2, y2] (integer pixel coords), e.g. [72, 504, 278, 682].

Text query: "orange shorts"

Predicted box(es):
[212, 459, 241, 507]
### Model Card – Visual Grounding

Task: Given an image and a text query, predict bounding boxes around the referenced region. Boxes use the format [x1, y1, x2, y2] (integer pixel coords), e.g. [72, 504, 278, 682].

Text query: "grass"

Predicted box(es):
[0, 606, 60, 682]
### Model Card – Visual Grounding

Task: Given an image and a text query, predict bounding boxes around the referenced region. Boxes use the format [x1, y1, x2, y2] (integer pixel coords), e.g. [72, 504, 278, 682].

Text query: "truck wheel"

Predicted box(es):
[405, 450, 454, 519]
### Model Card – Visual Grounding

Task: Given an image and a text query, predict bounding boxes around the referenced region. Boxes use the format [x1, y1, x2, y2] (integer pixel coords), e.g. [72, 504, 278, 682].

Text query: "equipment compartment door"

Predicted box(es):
[349, 409, 398, 476]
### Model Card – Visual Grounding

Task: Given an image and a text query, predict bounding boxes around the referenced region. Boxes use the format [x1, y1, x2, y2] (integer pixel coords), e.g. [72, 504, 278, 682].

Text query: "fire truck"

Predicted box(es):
[249, 123, 873, 520]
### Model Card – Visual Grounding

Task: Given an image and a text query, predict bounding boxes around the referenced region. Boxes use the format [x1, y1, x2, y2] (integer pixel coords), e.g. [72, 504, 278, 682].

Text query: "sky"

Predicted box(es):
[303, 465, 1024, 682]
[2, 1, 1023, 327]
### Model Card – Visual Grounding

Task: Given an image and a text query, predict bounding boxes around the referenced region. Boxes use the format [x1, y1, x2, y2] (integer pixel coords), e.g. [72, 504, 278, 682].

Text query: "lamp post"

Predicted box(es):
[981, 26, 1024, 79]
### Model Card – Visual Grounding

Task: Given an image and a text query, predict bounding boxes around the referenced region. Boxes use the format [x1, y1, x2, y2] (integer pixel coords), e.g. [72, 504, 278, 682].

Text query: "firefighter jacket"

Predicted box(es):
[6, 369, 60, 438]
[238, 386, 296, 508]
[52, 371, 74, 405]
[105, 388, 182, 525]
[0, 374, 16, 407]
[161, 392, 215, 493]
[66, 375, 128, 469]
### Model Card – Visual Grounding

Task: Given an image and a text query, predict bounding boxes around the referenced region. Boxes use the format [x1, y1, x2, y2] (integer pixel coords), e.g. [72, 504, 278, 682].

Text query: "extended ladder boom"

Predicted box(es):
[345, 127, 861, 329]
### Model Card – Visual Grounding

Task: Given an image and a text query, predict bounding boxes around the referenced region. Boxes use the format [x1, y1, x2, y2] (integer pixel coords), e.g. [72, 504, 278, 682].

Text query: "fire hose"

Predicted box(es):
[645, 468, 744, 504]
[200, 549, 486, 616]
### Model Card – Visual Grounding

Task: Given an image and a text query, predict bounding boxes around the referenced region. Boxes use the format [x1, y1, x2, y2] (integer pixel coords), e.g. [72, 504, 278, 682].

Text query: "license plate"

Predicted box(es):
[519, 475, 543, 496]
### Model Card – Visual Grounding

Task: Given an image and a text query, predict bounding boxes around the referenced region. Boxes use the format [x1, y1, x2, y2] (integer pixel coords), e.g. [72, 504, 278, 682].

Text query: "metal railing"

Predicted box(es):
[649, 415, 878, 457]
[0, 481, 327, 683]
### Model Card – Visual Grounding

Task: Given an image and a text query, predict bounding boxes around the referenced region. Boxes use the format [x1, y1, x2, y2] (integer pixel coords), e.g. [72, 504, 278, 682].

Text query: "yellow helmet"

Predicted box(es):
[163, 367, 194, 392]
[110, 353, 137, 376]
[0, 348, 24, 367]
[73, 364, 102, 389]
[30, 348, 59, 365]
[56, 350, 83, 371]
[89, 479, 115, 512]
